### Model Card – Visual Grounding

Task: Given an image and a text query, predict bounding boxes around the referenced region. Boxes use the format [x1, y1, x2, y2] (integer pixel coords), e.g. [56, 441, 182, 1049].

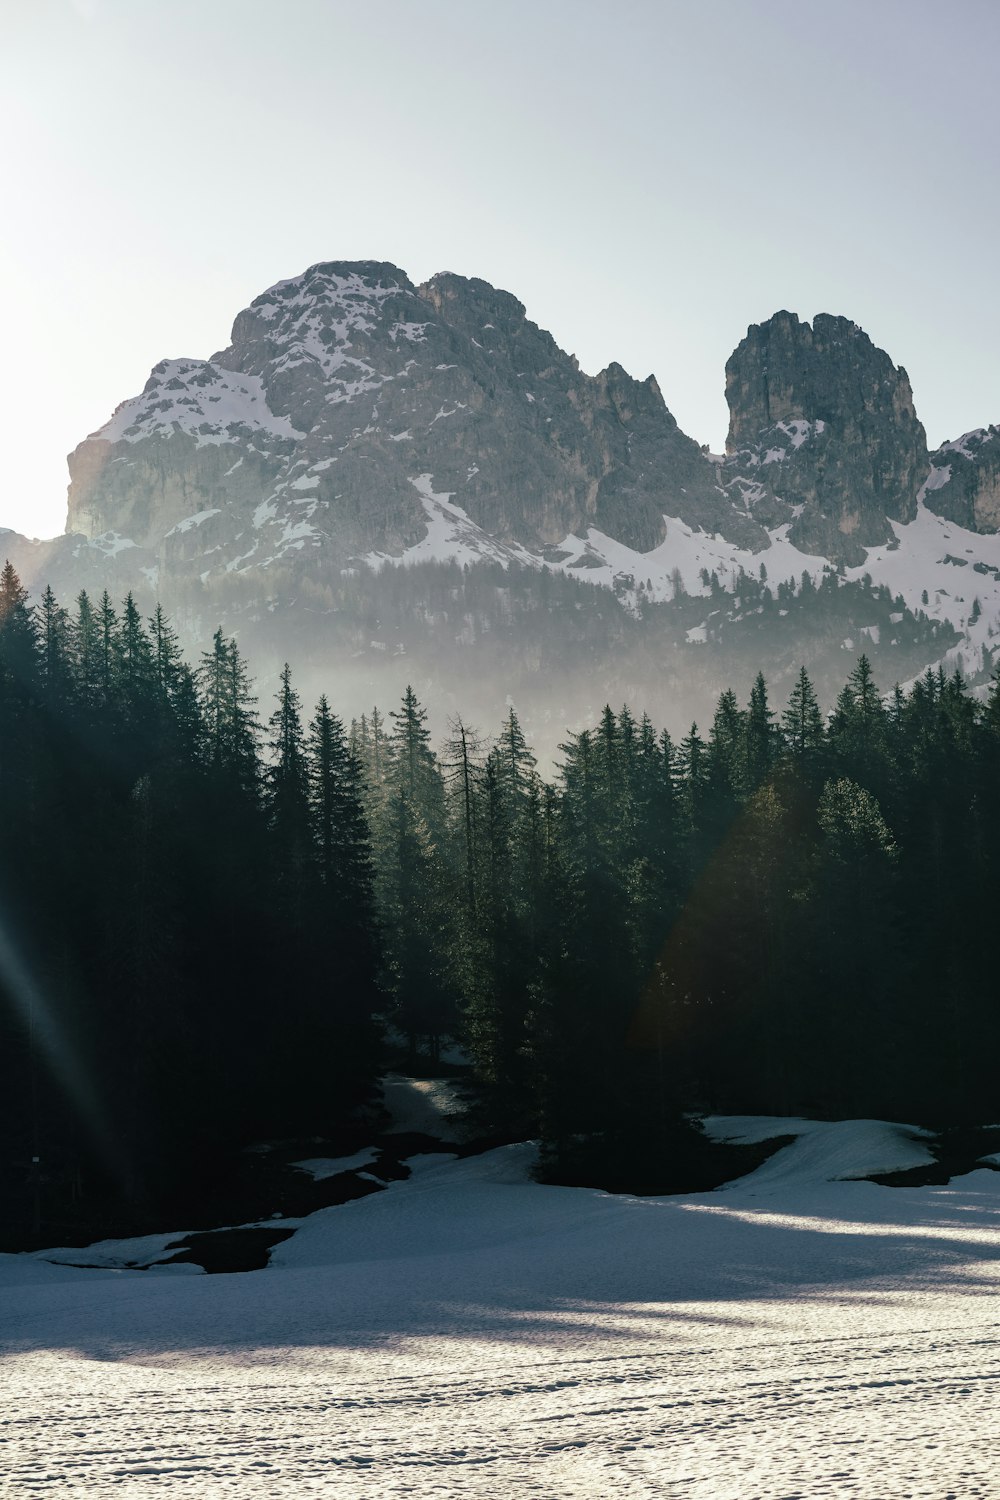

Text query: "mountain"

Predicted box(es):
[724, 310, 928, 562]
[5, 261, 999, 748]
[63, 260, 737, 568]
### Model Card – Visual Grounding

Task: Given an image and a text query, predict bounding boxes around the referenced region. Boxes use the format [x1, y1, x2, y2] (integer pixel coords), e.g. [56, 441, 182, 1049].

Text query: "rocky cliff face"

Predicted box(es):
[921, 427, 1000, 531]
[66, 260, 734, 581]
[724, 311, 929, 565]
[67, 269, 975, 586]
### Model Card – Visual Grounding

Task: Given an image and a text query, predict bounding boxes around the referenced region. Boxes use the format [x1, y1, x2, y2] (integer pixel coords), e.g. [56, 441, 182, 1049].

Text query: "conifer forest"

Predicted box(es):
[2, 560, 997, 1238]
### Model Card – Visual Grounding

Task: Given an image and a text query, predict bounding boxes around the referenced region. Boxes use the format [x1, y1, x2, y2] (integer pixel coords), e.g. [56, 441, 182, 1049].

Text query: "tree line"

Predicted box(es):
[2, 560, 998, 1228]
[0, 565, 379, 1232]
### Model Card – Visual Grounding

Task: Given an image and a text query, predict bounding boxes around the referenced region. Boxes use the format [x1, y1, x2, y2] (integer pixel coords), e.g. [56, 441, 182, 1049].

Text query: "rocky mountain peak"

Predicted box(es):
[8, 264, 1000, 746]
[723, 310, 928, 563]
[418, 270, 526, 325]
[725, 310, 920, 448]
[56, 260, 999, 663]
[596, 363, 670, 428]
[66, 258, 728, 566]
[921, 425, 1000, 532]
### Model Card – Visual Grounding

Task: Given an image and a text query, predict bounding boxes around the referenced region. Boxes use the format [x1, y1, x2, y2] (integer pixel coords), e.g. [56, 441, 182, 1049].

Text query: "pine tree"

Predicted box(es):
[829, 654, 888, 791]
[443, 716, 484, 919]
[199, 628, 260, 793]
[117, 594, 154, 709]
[706, 688, 744, 842]
[298, 692, 380, 1119]
[377, 686, 454, 1060]
[709, 688, 744, 792]
[631, 718, 683, 964]
[781, 666, 825, 768]
[266, 664, 312, 905]
[679, 722, 710, 867]
[497, 706, 536, 805]
[544, 721, 640, 1149]
[71, 590, 100, 710]
[37, 585, 72, 707]
[464, 747, 517, 1095]
[745, 671, 775, 791]
[370, 706, 387, 788]
[167, 662, 205, 764]
[307, 694, 375, 928]
[0, 563, 38, 811]
[388, 684, 441, 824]
[0, 560, 37, 704]
[148, 604, 184, 703]
[95, 591, 118, 705]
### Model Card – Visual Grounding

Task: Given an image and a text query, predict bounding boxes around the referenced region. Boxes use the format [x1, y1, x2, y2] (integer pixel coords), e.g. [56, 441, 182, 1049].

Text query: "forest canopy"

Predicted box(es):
[1, 561, 997, 1236]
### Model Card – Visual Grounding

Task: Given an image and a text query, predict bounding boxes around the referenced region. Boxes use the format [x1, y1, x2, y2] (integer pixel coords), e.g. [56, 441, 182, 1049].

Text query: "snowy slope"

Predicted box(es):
[3, 1121, 1000, 1497]
[844, 495, 1000, 679]
[95, 360, 305, 447]
[360, 473, 1000, 679]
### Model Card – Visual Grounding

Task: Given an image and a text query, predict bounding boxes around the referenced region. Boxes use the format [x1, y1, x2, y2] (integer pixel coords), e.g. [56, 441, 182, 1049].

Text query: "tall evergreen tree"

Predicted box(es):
[829, 654, 889, 793]
[497, 706, 536, 805]
[308, 693, 380, 1029]
[745, 671, 775, 791]
[71, 590, 100, 710]
[0, 562, 38, 814]
[781, 665, 825, 769]
[266, 664, 312, 904]
[443, 716, 484, 920]
[95, 591, 118, 706]
[377, 686, 454, 1058]
[388, 684, 442, 827]
[0, 560, 37, 704]
[37, 585, 73, 707]
[199, 628, 260, 793]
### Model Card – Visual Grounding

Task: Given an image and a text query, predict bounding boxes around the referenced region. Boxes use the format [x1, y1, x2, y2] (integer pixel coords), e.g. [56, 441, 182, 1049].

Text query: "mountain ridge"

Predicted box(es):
[3, 260, 998, 745]
[61, 261, 999, 576]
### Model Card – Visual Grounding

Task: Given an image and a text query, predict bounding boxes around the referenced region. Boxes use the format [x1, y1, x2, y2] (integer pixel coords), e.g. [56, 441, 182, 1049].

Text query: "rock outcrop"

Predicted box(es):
[724, 311, 929, 564]
[921, 427, 1000, 532]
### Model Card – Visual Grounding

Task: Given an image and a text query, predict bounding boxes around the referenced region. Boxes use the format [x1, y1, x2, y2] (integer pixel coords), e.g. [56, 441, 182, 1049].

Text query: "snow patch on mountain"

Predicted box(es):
[248, 264, 420, 406]
[919, 464, 952, 496]
[256, 265, 408, 320]
[348, 449, 1000, 680]
[844, 499, 1000, 676]
[550, 516, 828, 606]
[740, 418, 828, 468]
[95, 360, 304, 447]
[90, 532, 137, 556]
[364, 474, 539, 573]
[356, 467, 829, 608]
[164, 508, 220, 537]
[940, 428, 994, 461]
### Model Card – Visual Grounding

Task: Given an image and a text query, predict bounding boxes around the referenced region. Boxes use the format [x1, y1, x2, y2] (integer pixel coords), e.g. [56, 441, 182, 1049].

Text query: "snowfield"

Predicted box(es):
[2, 1117, 1000, 1497]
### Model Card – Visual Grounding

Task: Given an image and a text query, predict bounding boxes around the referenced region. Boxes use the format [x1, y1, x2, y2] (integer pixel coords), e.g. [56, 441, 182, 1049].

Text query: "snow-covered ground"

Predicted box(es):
[2, 1118, 1000, 1497]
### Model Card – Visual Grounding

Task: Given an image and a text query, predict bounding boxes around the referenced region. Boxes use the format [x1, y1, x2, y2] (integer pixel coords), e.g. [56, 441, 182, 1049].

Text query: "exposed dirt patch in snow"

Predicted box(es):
[381, 1073, 473, 1139]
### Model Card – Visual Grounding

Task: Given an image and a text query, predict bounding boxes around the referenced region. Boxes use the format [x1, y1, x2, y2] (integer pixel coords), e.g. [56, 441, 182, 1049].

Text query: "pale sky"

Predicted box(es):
[2, 0, 998, 539]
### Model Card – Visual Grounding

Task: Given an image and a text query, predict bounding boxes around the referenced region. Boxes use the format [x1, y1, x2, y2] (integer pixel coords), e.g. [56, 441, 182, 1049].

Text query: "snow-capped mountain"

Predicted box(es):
[64, 261, 729, 570]
[4, 260, 999, 738]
